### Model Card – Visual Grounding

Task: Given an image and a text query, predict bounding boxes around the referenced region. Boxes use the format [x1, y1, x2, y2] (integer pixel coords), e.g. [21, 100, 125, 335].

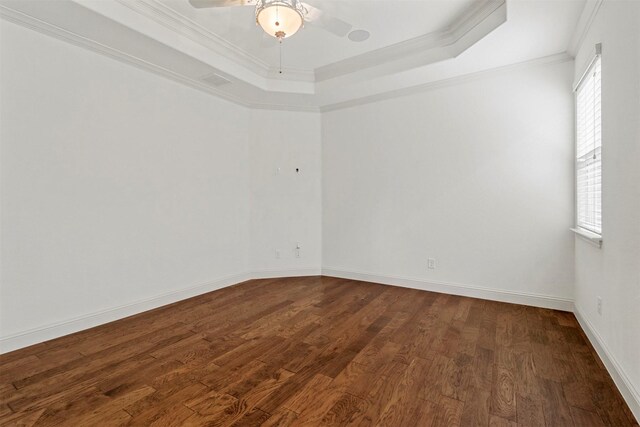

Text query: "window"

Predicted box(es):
[575, 52, 602, 236]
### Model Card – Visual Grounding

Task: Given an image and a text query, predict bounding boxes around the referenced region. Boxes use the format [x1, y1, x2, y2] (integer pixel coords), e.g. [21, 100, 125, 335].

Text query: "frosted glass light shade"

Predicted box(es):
[256, 1, 303, 39]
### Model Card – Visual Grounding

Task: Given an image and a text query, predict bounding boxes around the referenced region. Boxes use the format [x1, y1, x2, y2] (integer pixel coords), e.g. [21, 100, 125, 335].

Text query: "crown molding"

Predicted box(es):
[116, 0, 270, 74]
[0, 6, 240, 108]
[111, 0, 505, 85]
[1, 5, 297, 111]
[314, 0, 506, 82]
[567, 0, 604, 57]
[2, 1, 574, 114]
[0, 4, 317, 113]
[116, 0, 315, 83]
[320, 52, 573, 112]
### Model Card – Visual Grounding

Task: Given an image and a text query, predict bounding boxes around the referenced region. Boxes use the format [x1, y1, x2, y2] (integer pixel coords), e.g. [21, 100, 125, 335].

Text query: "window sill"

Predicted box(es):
[571, 227, 602, 248]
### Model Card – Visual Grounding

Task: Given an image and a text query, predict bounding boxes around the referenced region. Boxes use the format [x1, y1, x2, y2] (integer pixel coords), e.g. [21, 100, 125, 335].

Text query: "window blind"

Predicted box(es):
[576, 56, 602, 235]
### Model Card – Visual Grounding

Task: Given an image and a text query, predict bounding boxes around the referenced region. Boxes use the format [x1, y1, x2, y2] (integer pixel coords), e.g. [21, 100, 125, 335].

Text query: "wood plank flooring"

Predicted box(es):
[0, 276, 637, 426]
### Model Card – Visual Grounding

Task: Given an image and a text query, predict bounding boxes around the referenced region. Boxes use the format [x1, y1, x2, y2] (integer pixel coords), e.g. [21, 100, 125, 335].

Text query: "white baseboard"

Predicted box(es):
[251, 268, 322, 279]
[321, 268, 574, 312]
[0, 272, 252, 354]
[0, 268, 323, 354]
[574, 304, 640, 422]
[4, 266, 635, 422]
[0, 267, 573, 355]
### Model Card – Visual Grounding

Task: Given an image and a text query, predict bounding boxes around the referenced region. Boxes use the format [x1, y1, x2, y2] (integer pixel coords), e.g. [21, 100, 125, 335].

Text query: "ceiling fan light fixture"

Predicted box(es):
[256, 0, 304, 39]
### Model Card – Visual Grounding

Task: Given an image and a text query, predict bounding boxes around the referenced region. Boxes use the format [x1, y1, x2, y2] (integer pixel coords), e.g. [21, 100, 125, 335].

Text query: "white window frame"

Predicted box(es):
[571, 43, 603, 247]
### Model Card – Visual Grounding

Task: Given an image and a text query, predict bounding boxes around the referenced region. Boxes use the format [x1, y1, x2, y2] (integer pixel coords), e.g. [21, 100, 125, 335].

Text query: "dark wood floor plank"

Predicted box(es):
[126, 382, 205, 424]
[433, 395, 464, 427]
[319, 392, 368, 426]
[73, 385, 155, 425]
[375, 357, 436, 426]
[343, 363, 409, 426]
[490, 365, 517, 422]
[0, 407, 46, 426]
[461, 385, 491, 426]
[282, 373, 334, 414]
[570, 405, 606, 427]
[539, 378, 575, 427]
[489, 414, 519, 426]
[516, 393, 545, 427]
[514, 351, 541, 398]
[470, 345, 495, 392]
[0, 276, 635, 426]
[261, 407, 299, 427]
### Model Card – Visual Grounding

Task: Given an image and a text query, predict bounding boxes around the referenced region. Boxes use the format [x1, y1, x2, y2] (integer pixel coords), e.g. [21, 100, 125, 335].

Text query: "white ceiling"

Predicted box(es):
[157, 0, 478, 70]
[0, 0, 588, 111]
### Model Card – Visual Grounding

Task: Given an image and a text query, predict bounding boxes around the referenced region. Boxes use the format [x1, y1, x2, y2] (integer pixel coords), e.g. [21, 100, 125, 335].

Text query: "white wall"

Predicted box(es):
[322, 60, 576, 304]
[3, 12, 636, 420]
[0, 21, 251, 347]
[0, 19, 325, 351]
[249, 109, 322, 276]
[573, 0, 640, 418]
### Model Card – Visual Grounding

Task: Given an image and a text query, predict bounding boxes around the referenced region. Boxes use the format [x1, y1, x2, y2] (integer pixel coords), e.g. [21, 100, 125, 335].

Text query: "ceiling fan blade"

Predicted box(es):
[188, 0, 254, 9]
[302, 3, 352, 37]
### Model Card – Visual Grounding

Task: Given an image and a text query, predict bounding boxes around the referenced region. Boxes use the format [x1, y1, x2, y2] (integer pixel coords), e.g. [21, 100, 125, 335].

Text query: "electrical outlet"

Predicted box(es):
[597, 297, 602, 315]
[428, 258, 436, 270]
[295, 243, 301, 258]
[275, 249, 281, 259]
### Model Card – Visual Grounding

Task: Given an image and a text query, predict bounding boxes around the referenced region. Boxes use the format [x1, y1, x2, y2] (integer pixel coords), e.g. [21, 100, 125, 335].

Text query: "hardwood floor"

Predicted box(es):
[0, 276, 637, 426]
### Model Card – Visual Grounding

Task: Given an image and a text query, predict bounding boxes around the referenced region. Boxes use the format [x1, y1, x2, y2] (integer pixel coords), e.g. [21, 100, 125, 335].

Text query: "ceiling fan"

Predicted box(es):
[188, 0, 354, 41]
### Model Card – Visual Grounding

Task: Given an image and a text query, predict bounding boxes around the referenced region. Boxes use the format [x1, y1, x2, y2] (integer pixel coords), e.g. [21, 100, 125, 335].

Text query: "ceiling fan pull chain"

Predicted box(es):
[279, 38, 283, 74]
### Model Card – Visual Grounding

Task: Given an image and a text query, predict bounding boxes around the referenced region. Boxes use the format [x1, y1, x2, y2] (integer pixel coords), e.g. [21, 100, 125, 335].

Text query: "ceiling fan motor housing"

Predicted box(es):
[255, 0, 305, 39]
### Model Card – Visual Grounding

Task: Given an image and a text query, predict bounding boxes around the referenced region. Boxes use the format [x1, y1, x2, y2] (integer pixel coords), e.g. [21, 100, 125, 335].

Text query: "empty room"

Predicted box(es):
[1, 0, 639, 425]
